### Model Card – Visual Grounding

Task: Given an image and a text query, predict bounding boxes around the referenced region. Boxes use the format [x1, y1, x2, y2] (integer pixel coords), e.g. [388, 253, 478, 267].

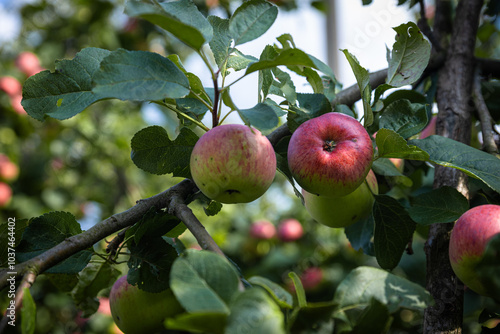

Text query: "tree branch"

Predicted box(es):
[424, 0, 484, 333]
[0, 270, 37, 332]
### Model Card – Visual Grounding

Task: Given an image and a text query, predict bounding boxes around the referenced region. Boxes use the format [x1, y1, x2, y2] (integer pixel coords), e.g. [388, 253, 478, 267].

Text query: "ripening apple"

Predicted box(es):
[16, 51, 43, 77]
[0, 155, 19, 182]
[190, 124, 276, 204]
[277, 218, 304, 242]
[0, 182, 12, 207]
[287, 112, 373, 197]
[300, 267, 324, 291]
[303, 170, 378, 228]
[250, 220, 276, 239]
[0, 76, 22, 97]
[109, 276, 183, 334]
[449, 204, 500, 296]
[419, 115, 436, 139]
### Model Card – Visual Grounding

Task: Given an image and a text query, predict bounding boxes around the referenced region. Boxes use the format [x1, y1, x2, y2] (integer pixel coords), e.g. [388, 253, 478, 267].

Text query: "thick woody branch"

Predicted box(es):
[473, 67, 499, 155]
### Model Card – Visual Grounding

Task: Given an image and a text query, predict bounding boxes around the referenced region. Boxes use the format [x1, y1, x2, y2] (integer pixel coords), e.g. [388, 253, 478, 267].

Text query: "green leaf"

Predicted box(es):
[21, 47, 111, 121]
[271, 67, 297, 104]
[238, 103, 280, 131]
[376, 128, 430, 160]
[344, 215, 375, 256]
[347, 298, 392, 334]
[16, 212, 92, 274]
[225, 288, 286, 334]
[373, 195, 416, 270]
[287, 94, 332, 132]
[333, 266, 433, 314]
[248, 276, 294, 309]
[170, 250, 240, 314]
[166, 312, 227, 334]
[203, 200, 223, 217]
[71, 258, 121, 317]
[257, 45, 279, 102]
[289, 271, 307, 308]
[386, 22, 431, 87]
[227, 50, 259, 73]
[21, 288, 36, 334]
[290, 301, 337, 334]
[371, 158, 404, 177]
[92, 49, 190, 101]
[341, 49, 373, 127]
[125, 0, 213, 50]
[379, 99, 428, 139]
[130, 126, 199, 178]
[127, 236, 178, 293]
[0, 218, 29, 267]
[208, 16, 232, 70]
[126, 209, 182, 244]
[407, 186, 469, 225]
[409, 135, 500, 194]
[247, 48, 324, 76]
[229, 0, 278, 46]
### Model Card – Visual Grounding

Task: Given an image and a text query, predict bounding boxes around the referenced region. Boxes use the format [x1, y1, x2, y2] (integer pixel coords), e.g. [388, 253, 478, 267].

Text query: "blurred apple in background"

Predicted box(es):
[0, 182, 13, 207]
[0, 76, 22, 97]
[250, 220, 276, 239]
[0, 155, 19, 182]
[419, 115, 437, 139]
[16, 51, 44, 77]
[277, 218, 304, 242]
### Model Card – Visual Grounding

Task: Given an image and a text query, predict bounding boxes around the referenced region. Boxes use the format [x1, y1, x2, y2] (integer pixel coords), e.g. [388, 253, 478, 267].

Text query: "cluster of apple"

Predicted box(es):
[288, 113, 376, 228]
[0, 51, 44, 115]
[0, 154, 19, 208]
[249, 218, 304, 242]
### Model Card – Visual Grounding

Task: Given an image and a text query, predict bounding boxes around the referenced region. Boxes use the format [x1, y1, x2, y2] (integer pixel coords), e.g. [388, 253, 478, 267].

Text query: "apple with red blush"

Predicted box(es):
[190, 124, 276, 204]
[277, 218, 303, 242]
[250, 220, 276, 239]
[0, 182, 12, 207]
[449, 204, 500, 296]
[287, 112, 373, 198]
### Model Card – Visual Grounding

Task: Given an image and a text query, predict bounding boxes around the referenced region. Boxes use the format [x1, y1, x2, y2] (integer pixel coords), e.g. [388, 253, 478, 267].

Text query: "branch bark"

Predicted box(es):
[423, 0, 484, 333]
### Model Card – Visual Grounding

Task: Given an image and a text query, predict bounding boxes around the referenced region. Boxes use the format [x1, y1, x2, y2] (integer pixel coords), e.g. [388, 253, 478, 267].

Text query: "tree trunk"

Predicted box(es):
[423, 0, 484, 333]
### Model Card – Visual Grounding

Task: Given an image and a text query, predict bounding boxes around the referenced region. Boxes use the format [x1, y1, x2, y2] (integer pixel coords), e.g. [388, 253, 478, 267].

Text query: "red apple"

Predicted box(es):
[303, 170, 378, 228]
[277, 218, 303, 242]
[287, 113, 373, 197]
[0, 76, 22, 97]
[0, 155, 19, 182]
[16, 51, 43, 77]
[250, 220, 276, 239]
[449, 204, 500, 296]
[419, 115, 436, 139]
[300, 267, 323, 291]
[389, 158, 404, 172]
[109, 276, 183, 334]
[0, 182, 12, 207]
[190, 124, 276, 204]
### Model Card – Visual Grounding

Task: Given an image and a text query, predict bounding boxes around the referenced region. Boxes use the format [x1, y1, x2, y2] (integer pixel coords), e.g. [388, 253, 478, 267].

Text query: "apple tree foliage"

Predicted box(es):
[2, 0, 500, 333]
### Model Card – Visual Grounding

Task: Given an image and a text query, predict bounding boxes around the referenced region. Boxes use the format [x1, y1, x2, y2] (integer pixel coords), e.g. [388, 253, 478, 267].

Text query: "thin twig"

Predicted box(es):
[417, 0, 443, 52]
[472, 66, 499, 154]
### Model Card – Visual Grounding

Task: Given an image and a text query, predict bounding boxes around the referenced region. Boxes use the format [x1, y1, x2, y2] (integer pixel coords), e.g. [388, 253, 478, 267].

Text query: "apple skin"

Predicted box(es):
[303, 170, 378, 228]
[0, 155, 19, 182]
[0, 76, 22, 97]
[190, 124, 276, 204]
[449, 204, 500, 296]
[250, 220, 276, 239]
[16, 52, 43, 77]
[287, 113, 373, 197]
[0, 182, 12, 207]
[300, 267, 324, 291]
[109, 276, 183, 334]
[277, 218, 304, 242]
[419, 115, 436, 139]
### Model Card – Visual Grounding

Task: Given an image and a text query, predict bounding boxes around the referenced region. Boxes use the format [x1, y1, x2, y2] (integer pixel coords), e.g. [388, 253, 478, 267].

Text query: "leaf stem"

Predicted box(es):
[153, 101, 209, 132]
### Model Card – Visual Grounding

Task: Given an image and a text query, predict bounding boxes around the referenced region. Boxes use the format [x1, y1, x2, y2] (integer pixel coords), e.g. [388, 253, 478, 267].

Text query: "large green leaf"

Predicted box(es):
[344, 215, 375, 256]
[71, 258, 121, 317]
[238, 103, 280, 131]
[407, 186, 469, 225]
[16, 212, 92, 274]
[166, 312, 227, 334]
[21, 47, 110, 121]
[225, 288, 286, 334]
[127, 236, 178, 293]
[229, 0, 278, 46]
[376, 128, 430, 160]
[170, 250, 240, 314]
[333, 266, 433, 313]
[125, 0, 213, 50]
[208, 16, 232, 70]
[93, 49, 190, 101]
[341, 49, 373, 127]
[373, 195, 416, 270]
[248, 276, 293, 309]
[130, 126, 199, 178]
[409, 135, 500, 194]
[386, 22, 431, 87]
[379, 99, 428, 139]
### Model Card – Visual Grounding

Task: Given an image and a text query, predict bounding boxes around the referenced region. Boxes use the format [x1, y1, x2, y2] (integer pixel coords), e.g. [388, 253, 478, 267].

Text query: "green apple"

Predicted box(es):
[303, 170, 378, 228]
[449, 204, 500, 296]
[109, 276, 183, 334]
[190, 124, 276, 204]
